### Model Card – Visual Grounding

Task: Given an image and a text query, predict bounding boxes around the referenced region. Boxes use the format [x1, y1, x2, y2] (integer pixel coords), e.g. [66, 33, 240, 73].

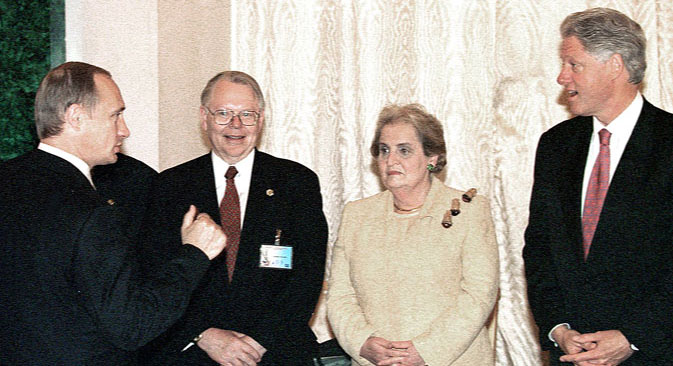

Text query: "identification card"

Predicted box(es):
[259, 244, 293, 269]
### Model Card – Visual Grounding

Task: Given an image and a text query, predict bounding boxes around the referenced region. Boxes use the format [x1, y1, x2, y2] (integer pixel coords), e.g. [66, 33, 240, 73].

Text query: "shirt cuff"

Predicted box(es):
[548, 323, 571, 347]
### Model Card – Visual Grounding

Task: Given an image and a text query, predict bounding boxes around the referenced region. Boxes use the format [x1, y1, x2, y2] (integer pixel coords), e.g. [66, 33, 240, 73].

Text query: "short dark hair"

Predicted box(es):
[200, 71, 265, 111]
[370, 103, 447, 173]
[34, 61, 111, 139]
[561, 7, 646, 84]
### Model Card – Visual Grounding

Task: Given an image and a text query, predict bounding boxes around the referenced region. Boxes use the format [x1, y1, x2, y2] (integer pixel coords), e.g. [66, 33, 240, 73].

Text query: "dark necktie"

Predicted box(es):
[220, 166, 241, 282]
[582, 128, 611, 259]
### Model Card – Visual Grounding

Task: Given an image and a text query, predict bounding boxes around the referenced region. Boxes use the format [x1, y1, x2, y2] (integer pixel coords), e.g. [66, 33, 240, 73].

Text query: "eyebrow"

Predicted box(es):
[111, 106, 126, 116]
[379, 142, 414, 148]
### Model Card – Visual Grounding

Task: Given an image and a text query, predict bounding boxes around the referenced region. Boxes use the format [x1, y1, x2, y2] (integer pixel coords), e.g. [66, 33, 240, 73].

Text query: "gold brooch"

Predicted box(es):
[462, 188, 477, 203]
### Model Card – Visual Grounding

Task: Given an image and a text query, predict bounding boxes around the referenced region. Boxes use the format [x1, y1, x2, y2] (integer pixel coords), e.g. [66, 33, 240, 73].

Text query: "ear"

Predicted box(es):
[199, 106, 209, 131]
[609, 53, 625, 80]
[429, 154, 439, 166]
[257, 110, 265, 130]
[63, 103, 85, 131]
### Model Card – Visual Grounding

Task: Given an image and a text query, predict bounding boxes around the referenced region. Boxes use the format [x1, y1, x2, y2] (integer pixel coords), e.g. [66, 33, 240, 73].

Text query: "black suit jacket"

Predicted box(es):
[92, 153, 158, 241]
[140, 150, 328, 365]
[0, 150, 211, 365]
[523, 100, 673, 365]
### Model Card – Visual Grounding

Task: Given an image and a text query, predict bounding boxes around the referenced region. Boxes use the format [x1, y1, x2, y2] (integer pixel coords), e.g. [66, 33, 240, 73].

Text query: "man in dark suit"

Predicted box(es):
[0, 62, 227, 365]
[523, 8, 673, 366]
[140, 71, 328, 365]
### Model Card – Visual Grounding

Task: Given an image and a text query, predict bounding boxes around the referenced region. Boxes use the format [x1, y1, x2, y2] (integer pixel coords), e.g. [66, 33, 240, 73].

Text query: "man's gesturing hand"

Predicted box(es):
[181, 205, 227, 260]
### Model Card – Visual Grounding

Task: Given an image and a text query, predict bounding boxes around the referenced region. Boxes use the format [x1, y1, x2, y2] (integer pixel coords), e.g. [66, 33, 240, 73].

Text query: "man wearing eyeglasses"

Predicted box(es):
[140, 71, 328, 365]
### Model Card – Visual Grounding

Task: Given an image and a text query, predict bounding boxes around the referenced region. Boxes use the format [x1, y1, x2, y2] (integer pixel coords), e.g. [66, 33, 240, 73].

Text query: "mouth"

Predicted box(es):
[225, 134, 246, 141]
[387, 171, 402, 176]
[567, 90, 578, 98]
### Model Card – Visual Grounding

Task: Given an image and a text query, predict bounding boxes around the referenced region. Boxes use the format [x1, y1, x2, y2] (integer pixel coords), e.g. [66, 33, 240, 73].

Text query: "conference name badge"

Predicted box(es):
[259, 229, 293, 269]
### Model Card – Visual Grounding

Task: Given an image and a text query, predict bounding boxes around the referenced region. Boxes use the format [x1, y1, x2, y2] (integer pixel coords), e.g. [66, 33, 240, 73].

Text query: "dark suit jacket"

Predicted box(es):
[139, 150, 328, 365]
[92, 153, 158, 241]
[523, 100, 673, 365]
[0, 150, 211, 365]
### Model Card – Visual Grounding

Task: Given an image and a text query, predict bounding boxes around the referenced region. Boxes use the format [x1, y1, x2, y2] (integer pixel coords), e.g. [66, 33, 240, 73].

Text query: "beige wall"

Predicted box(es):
[157, 1, 230, 170]
[66, 0, 230, 170]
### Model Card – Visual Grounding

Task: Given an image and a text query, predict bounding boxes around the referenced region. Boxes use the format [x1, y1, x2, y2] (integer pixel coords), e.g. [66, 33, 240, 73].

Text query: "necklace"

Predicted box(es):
[393, 202, 423, 213]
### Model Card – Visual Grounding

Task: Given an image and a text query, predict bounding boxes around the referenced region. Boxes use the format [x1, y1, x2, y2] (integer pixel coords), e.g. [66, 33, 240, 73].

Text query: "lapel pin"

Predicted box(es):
[107, 199, 115, 206]
[462, 188, 477, 203]
[266, 189, 274, 197]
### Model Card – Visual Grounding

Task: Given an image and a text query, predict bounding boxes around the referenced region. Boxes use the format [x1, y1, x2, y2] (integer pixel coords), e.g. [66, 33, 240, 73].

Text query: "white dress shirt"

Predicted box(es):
[211, 150, 255, 229]
[581, 93, 642, 214]
[38, 142, 95, 188]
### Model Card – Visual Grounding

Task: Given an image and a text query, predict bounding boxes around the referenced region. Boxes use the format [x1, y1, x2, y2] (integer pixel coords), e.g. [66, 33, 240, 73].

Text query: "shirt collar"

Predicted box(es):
[592, 92, 642, 136]
[38, 142, 94, 187]
[211, 149, 255, 191]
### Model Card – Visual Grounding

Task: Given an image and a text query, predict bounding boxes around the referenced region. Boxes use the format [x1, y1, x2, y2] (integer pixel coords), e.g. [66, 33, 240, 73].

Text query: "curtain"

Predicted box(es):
[225, 1, 673, 364]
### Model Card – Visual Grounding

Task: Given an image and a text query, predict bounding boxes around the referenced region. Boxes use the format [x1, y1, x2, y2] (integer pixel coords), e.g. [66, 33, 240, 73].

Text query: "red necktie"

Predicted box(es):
[582, 128, 611, 259]
[220, 166, 241, 282]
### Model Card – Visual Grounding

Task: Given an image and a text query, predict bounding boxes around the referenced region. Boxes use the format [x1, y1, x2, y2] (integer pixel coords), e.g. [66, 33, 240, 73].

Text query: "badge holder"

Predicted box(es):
[259, 229, 293, 269]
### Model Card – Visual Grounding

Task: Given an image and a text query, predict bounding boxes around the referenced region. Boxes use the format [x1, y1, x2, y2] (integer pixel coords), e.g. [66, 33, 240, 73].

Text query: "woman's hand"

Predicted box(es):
[360, 337, 409, 365]
[379, 341, 425, 366]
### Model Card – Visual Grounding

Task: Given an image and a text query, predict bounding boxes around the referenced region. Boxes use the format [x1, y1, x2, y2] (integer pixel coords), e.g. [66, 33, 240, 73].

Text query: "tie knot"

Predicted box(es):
[225, 166, 238, 180]
[598, 128, 611, 146]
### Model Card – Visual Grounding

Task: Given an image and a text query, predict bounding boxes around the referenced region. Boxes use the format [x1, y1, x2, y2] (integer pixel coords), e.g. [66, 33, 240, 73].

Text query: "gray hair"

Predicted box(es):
[561, 7, 646, 84]
[200, 71, 265, 110]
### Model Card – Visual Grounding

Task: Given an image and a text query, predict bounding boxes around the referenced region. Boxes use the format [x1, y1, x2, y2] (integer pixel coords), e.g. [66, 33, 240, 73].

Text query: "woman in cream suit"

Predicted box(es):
[327, 104, 499, 366]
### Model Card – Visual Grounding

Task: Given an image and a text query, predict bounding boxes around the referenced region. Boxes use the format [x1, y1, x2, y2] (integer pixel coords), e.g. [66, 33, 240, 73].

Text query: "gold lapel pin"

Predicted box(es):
[266, 189, 274, 197]
[107, 199, 116, 206]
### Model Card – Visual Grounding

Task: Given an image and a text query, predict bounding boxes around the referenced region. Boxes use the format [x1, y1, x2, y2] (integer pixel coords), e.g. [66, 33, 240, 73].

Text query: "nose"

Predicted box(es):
[557, 65, 570, 86]
[118, 116, 130, 139]
[386, 151, 399, 166]
[228, 114, 243, 128]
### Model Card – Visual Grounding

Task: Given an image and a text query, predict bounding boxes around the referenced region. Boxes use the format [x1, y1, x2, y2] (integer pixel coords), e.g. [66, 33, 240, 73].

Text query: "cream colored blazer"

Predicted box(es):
[327, 177, 499, 366]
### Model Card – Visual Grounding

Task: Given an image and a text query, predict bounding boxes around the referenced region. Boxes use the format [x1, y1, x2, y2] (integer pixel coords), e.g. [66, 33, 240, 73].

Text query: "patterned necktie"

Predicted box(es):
[582, 128, 611, 260]
[220, 166, 241, 282]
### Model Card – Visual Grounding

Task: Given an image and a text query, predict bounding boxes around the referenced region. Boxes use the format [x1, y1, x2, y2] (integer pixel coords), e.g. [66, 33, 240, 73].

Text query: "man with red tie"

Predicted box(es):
[524, 8, 673, 366]
[140, 71, 328, 365]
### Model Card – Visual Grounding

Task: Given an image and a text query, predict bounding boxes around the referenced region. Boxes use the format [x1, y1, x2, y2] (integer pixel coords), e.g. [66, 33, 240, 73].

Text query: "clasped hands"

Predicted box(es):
[360, 336, 425, 366]
[553, 327, 634, 366]
[197, 328, 267, 366]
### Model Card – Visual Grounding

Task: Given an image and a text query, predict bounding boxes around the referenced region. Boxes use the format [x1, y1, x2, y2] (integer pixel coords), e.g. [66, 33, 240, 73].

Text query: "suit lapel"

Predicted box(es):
[234, 151, 278, 285]
[589, 100, 655, 261]
[191, 154, 220, 219]
[559, 117, 593, 262]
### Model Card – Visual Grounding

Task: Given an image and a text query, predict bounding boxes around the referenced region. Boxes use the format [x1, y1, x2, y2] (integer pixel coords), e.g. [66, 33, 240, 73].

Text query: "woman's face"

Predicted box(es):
[376, 122, 437, 192]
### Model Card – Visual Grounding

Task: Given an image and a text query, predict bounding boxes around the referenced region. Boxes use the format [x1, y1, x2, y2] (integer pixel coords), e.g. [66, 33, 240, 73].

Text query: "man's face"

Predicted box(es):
[557, 36, 615, 123]
[78, 74, 129, 167]
[200, 80, 264, 164]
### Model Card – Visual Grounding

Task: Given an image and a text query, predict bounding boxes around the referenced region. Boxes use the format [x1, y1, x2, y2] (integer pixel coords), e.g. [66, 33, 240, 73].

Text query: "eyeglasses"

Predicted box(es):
[203, 106, 260, 126]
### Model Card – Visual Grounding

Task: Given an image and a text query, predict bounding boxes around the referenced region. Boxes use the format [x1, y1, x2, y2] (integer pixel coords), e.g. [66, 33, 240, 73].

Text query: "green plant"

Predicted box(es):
[0, 0, 52, 161]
